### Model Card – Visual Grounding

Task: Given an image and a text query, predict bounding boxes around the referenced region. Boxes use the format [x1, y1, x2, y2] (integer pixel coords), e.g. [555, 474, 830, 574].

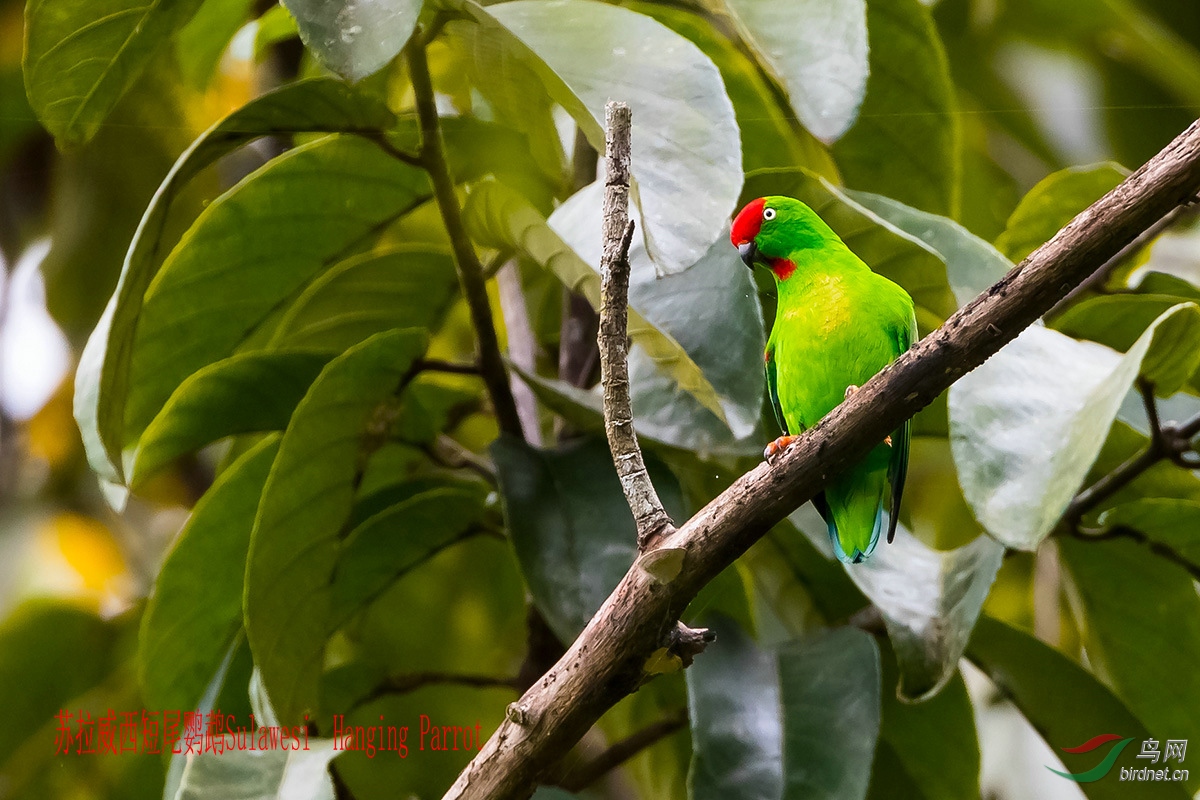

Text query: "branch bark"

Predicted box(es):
[597, 102, 676, 551]
[407, 34, 525, 440]
[443, 118, 1200, 800]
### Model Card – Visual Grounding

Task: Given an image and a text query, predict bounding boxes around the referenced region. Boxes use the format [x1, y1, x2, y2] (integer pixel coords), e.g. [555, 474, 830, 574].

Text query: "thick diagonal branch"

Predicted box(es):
[443, 119, 1200, 800]
[597, 102, 675, 550]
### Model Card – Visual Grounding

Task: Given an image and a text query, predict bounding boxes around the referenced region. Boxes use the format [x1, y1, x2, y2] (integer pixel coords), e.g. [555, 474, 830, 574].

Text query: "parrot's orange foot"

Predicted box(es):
[764, 435, 799, 463]
[844, 384, 860, 400]
[885, 435, 893, 447]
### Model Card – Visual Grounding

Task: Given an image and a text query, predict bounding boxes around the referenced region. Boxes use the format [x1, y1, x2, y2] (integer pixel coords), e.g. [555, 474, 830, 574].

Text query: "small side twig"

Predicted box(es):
[553, 710, 688, 792]
[355, 672, 521, 709]
[597, 101, 676, 552]
[1070, 524, 1200, 581]
[1063, 384, 1200, 527]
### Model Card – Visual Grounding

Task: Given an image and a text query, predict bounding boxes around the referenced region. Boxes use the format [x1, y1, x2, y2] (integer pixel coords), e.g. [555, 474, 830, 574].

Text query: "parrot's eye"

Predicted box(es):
[762, 207, 776, 221]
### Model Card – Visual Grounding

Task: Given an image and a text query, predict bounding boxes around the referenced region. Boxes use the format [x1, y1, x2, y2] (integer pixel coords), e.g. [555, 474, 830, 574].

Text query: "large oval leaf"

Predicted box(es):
[629, 2, 837, 177]
[140, 437, 280, 714]
[831, 0, 960, 216]
[267, 246, 460, 352]
[125, 135, 430, 460]
[76, 79, 396, 483]
[967, 616, 1189, 800]
[873, 656, 980, 800]
[131, 351, 332, 488]
[245, 329, 427, 725]
[687, 617, 881, 800]
[23, 0, 204, 143]
[1059, 535, 1200, 782]
[721, 0, 868, 143]
[492, 435, 685, 642]
[995, 163, 1128, 263]
[283, 0, 421, 81]
[950, 304, 1200, 549]
[330, 486, 490, 624]
[847, 528, 1002, 701]
[789, 511, 1002, 701]
[464, 0, 742, 275]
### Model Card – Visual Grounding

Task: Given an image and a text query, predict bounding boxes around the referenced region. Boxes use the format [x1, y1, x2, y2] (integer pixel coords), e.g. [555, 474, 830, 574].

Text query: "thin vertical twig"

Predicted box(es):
[597, 102, 675, 552]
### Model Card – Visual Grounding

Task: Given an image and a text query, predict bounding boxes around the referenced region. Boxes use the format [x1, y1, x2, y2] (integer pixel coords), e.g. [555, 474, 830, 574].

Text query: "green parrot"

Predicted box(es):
[731, 196, 916, 563]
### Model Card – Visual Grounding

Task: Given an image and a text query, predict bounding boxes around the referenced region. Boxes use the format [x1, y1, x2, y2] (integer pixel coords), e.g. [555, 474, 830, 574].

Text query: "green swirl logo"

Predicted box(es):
[1047, 734, 1135, 782]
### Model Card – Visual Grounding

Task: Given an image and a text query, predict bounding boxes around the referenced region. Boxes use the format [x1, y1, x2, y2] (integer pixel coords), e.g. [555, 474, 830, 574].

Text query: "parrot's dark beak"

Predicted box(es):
[737, 241, 757, 269]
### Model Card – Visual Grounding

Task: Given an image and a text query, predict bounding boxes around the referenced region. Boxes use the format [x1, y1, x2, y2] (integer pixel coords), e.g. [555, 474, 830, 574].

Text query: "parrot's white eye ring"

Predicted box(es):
[763, 207, 776, 221]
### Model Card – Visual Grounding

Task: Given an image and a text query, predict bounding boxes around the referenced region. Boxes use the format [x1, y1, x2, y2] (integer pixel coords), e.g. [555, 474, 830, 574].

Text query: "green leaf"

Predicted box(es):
[967, 615, 1189, 800]
[245, 329, 427, 725]
[461, 0, 742, 275]
[176, 0, 255, 89]
[995, 163, 1127, 262]
[686, 616, 782, 799]
[330, 486, 489, 623]
[846, 190, 1013, 307]
[627, 3, 837, 177]
[686, 618, 881, 800]
[140, 437, 279, 714]
[282, 0, 421, 81]
[845, 527, 1003, 701]
[832, 0, 960, 216]
[548, 182, 766, 441]
[950, 304, 1200, 549]
[1054, 295, 1200, 393]
[130, 351, 332, 488]
[124, 135, 430, 464]
[872, 656, 980, 800]
[169, 738, 338, 800]
[743, 168, 957, 325]
[23, 0, 204, 143]
[1099, 499, 1200, 565]
[492, 435, 685, 641]
[467, 180, 738, 432]
[267, 245, 459, 352]
[780, 628, 882, 800]
[721, 0, 867, 143]
[1059, 535, 1200, 774]
[0, 601, 114, 764]
[76, 78, 396, 483]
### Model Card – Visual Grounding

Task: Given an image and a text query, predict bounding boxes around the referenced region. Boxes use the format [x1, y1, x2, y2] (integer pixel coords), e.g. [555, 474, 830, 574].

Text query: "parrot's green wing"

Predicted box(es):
[887, 321, 914, 544]
[766, 344, 831, 520]
[764, 345, 788, 436]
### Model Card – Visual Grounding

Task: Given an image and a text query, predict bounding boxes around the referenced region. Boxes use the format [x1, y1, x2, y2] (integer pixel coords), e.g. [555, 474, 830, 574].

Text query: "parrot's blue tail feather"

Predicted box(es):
[828, 503, 883, 564]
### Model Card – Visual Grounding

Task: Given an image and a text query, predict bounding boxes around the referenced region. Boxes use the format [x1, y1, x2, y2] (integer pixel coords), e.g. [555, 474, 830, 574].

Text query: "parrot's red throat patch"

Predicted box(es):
[769, 257, 796, 281]
[730, 198, 766, 245]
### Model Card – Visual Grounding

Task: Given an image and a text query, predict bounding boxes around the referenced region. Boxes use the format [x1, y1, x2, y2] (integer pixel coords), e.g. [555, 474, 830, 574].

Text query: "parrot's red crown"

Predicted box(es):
[730, 197, 766, 245]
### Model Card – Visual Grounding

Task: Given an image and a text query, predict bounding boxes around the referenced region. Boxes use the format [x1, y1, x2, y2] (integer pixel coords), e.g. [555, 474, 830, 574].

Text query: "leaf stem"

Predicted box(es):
[553, 711, 688, 792]
[407, 34, 525, 440]
[1064, 382, 1200, 526]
